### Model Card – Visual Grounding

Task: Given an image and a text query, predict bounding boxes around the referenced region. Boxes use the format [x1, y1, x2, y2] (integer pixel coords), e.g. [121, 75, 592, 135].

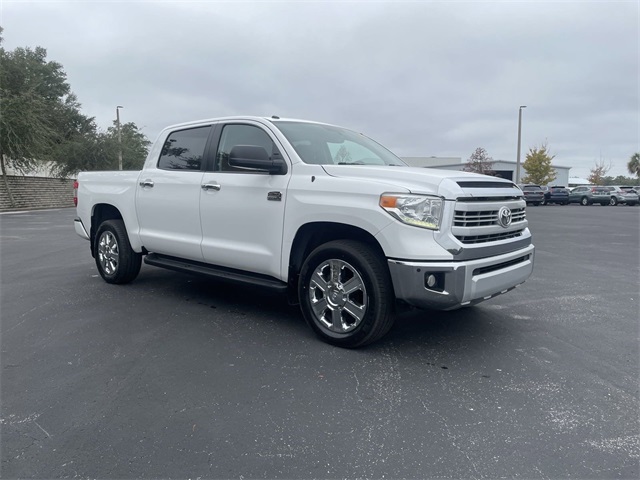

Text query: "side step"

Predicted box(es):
[144, 253, 288, 293]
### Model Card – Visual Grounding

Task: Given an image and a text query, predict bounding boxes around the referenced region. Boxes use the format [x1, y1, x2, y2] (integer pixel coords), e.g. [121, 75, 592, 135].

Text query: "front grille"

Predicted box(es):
[451, 196, 528, 246]
[455, 229, 525, 244]
[454, 207, 526, 227]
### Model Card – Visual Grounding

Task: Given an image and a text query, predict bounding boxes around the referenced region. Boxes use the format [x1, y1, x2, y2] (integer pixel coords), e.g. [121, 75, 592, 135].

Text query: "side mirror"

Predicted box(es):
[228, 145, 287, 175]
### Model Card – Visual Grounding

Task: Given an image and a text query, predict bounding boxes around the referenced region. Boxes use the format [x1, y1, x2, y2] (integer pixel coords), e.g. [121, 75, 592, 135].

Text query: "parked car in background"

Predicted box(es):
[604, 186, 639, 206]
[518, 184, 544, 206]
[541, 185, 569, 205]
[568, 186, 611, 206]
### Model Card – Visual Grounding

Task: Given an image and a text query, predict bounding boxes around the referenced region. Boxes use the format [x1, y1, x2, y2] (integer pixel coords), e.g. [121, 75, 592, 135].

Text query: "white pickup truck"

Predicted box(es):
[74, 116, 534, 347]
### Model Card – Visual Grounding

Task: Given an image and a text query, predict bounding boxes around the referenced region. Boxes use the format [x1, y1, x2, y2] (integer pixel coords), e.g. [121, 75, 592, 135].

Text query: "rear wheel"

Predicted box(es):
[298, 240, 395, 348]
[610, 197, 618, 206]
[94, 219, 142, 284]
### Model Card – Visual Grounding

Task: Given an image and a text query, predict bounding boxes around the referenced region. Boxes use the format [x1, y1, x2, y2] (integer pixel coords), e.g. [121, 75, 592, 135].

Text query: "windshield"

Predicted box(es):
[273, 121, 406, 166]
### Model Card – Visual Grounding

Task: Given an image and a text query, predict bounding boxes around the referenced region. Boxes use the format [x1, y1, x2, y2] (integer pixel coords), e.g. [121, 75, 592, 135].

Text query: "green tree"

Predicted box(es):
[0, 29, 150, 197]
[522, 143, 557, 185]
[587, 158, 611, 185]
[51, 121, 150, 176]
[627, 152, 640, 178]
[0, 28, 78, 205]
[464, 147, 495, 175]
[106, 121, 151, 170]
[601, 175, 637, 186]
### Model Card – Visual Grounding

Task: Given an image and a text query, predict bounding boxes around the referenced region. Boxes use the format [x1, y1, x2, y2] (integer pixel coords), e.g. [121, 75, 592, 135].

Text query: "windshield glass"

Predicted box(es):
[273, 121, 406, 166]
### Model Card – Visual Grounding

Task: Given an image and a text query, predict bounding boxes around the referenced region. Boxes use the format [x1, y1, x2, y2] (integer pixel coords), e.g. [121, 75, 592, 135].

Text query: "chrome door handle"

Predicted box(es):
[139, 180, 154, 188]
[201, 183, 221, 191]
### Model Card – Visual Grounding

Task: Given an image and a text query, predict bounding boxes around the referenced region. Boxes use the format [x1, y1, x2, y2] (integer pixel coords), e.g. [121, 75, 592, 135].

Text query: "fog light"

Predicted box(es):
[424, 272, 445, 292]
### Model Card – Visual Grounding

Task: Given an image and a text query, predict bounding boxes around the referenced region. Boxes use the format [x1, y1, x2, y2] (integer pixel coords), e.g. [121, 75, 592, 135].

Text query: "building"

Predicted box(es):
[402, 156, 571, 187]
[567, 177, 591, 187]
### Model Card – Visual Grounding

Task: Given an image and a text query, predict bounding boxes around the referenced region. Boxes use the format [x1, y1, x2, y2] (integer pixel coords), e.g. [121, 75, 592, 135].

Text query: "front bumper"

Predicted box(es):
[388, 244, 534, 310]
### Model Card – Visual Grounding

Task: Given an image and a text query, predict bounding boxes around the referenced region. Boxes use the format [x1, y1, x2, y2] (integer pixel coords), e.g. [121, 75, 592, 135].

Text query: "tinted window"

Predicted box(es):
[523, 186, 542, 191]
[216, 124, 278, 173]
[158, 126, 211, 171]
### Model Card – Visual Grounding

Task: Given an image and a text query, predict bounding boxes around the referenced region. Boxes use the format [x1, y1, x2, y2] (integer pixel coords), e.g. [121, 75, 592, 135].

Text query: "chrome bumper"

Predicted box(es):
[74, 217, 90, 240]
[388, 245, 534, 310]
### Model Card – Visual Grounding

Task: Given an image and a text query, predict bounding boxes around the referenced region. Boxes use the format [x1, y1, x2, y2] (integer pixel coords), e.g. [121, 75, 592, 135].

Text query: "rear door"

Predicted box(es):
[199, 121, 291, 279]
[136, 125, 214, 261]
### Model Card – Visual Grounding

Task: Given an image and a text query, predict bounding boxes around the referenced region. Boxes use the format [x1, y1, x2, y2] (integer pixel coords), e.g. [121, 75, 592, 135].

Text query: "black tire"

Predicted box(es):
[580, 197, 590, 206]
[610, 197, 618, 206]
[298, 240, 395, 348]
[94, 219, 142, 284]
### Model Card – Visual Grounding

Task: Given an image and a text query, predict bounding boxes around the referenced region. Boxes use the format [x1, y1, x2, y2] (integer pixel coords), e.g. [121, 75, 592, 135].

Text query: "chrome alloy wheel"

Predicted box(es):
[97, 231, 119, 275]
[308, 259, 368, 333]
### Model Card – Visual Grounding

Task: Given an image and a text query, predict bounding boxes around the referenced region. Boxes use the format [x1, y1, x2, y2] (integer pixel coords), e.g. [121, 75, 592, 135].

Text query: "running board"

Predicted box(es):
[144, 253, 288, 293]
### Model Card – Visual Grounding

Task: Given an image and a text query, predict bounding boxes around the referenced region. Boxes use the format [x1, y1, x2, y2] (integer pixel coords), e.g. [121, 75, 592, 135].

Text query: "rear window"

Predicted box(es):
[158, 126, 212, 171]
[522, 186, 542, 191]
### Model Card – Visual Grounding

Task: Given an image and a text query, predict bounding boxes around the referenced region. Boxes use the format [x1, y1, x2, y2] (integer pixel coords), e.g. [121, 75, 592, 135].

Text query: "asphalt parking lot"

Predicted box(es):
[1, 205, 638, 479]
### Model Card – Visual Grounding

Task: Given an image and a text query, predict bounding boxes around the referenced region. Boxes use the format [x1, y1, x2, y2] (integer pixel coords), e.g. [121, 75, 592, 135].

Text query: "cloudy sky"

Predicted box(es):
[3, 0, 638, 178]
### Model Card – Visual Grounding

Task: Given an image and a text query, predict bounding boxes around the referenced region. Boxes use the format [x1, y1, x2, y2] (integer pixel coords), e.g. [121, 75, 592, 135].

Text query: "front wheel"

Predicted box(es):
[94, 219, 142, 284]
[610, 197, 618, 206]
[298, 240, 395, 348]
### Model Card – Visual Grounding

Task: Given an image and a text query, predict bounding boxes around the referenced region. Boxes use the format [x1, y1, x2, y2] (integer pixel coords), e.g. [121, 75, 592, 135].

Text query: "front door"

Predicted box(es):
[199, 122, 290, 279]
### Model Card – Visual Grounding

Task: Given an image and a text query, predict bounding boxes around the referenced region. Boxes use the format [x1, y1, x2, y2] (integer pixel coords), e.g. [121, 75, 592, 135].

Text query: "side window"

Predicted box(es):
[158, 126, 212, 171]
[216, 124, 278, 173]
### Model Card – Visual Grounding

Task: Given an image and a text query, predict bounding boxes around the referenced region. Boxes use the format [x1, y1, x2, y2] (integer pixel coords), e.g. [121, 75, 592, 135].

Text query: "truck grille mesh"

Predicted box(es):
[453, 202, 527, 244]
[454, 207, 526, 227]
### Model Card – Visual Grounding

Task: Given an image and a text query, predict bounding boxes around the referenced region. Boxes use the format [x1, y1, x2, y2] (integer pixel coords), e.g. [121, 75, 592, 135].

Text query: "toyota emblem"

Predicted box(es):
[498, 206, 512, 228]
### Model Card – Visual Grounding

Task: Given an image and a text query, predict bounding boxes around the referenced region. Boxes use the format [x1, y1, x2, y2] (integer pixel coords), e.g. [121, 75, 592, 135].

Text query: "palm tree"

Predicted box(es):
[628, 153, 640, 177]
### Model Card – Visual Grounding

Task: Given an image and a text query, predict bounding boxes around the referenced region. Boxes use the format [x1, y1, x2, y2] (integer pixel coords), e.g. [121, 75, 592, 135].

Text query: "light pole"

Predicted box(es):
[515, 105, 526, 184]
[116, 105, 124, 170]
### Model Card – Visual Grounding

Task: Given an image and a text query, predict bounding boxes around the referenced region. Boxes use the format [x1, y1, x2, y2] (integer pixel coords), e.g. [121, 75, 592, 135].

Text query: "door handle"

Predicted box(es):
[139, 180, 154, 188]
[201, 183, 221, 191]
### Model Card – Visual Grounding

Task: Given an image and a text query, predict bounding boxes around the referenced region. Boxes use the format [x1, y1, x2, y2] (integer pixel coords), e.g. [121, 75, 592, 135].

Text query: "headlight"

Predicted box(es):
[380, 194, 443, 230]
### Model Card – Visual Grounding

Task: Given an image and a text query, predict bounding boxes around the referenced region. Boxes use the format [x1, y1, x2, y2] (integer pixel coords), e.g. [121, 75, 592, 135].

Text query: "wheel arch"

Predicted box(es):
[286, 222, 387, 303]
[90, 204, 124, 257]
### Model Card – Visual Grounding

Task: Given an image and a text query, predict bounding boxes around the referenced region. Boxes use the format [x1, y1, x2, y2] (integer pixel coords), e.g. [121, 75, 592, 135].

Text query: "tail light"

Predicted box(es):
[73, 180, 79, 207]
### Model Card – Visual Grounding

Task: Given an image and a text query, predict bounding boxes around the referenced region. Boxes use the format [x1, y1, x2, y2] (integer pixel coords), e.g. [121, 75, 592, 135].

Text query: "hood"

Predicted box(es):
[321, 165, 519, 199]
